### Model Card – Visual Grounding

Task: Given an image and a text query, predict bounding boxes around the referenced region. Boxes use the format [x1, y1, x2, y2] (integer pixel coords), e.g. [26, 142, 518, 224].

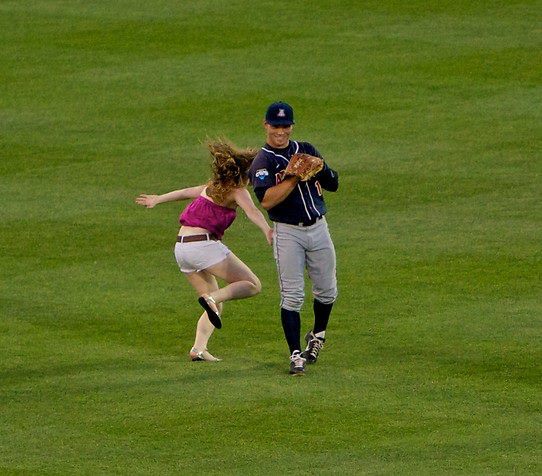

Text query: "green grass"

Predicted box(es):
[1, 0, 540, 474]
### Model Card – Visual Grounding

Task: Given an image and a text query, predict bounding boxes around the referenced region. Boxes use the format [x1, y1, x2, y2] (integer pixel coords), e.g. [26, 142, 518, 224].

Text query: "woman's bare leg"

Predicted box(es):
[184, 271, 223, 354]
[204, 252, 262, 304]
[184, 252, 261, 354]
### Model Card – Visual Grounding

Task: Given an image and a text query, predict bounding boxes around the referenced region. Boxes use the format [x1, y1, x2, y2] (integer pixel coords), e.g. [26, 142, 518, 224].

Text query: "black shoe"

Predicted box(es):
[289, 350, 306, 375]
[302, 331, 325, 363]
[198, 296, 222, 329]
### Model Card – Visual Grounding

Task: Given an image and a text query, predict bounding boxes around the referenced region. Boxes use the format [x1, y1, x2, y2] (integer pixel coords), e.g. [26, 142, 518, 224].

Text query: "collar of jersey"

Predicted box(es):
[263, 142, 292, 154]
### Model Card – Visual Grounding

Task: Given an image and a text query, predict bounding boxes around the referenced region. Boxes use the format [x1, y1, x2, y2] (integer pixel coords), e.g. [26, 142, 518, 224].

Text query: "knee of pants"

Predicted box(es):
[280, 291, 305, 312]
[313, 286, 338, 305]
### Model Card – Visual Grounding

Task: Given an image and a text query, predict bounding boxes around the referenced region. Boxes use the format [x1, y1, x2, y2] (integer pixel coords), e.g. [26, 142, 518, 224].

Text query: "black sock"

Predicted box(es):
[281, 308, 301, 354]
[313, 299, 333, 336]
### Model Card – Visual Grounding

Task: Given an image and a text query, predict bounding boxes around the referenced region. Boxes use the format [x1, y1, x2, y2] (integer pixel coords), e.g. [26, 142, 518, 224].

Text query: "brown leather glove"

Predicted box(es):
[284, 153, 324, 181]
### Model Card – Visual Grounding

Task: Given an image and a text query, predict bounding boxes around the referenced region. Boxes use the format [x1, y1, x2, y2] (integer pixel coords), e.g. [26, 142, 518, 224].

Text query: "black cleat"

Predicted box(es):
[289, 350, 306, 375]
[302, 331, 325, 363]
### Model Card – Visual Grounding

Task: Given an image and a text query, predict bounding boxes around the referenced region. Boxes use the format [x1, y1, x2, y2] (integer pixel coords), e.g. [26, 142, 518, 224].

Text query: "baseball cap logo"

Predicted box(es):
[277, 108, 286, 117]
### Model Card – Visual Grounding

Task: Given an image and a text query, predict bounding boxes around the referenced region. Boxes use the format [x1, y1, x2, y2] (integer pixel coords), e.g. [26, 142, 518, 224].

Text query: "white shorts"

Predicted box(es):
[174, 240, 231, 273]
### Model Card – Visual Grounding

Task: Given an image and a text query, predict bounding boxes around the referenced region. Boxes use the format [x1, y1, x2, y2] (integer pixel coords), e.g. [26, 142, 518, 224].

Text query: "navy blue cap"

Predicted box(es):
[265, 101, 295, 126]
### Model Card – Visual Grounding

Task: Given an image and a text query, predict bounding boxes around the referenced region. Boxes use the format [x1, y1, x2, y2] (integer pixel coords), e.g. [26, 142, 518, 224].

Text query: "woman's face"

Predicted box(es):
[264, 123, 293, 149]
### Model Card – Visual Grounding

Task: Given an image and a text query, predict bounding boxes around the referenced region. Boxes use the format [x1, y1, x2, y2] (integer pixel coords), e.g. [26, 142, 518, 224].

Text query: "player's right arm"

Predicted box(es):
[259, 177, 299, 210]
[249, 152, 298, 210]
[135, 185, 206, 208]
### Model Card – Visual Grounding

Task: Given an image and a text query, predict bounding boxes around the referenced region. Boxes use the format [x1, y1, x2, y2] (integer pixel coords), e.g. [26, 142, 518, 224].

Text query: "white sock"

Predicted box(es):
[315, 331, 325, 340]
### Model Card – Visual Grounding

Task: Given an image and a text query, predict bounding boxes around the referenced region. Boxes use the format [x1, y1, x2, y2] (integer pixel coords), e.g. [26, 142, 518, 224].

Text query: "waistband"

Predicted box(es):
[278, 215, 324, 227]
[177, 233, 218, 243]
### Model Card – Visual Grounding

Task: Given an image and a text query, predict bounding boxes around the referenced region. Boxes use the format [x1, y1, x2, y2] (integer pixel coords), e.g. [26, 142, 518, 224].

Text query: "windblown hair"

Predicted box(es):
[206, 139, 258, 203]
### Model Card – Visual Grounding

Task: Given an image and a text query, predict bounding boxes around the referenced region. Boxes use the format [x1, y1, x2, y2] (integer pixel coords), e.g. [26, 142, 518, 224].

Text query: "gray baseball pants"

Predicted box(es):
[273, 217, 337, 312]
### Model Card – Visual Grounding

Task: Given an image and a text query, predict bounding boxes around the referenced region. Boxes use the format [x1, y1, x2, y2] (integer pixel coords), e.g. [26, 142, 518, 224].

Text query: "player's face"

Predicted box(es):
[265, 123, 293, 149]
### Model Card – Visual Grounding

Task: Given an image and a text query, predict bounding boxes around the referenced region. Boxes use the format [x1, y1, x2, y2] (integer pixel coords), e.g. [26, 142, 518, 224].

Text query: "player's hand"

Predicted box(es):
[265, 228, 274, 246]
[135, 194, 159, 208]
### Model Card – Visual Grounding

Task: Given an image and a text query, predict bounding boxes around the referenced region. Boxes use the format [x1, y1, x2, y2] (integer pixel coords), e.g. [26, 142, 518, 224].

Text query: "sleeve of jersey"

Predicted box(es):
[316, 163, 339, 191]
[249, 156, 275, 203]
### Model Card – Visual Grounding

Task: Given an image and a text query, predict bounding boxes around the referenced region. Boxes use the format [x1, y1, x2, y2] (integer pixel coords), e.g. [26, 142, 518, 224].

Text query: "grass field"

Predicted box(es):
[1, 0, 541, 474]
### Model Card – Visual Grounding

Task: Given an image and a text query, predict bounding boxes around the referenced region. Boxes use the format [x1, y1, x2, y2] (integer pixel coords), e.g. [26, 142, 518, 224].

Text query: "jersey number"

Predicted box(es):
[275, 171, 286, 184]
[277, 171, 323, 196]
[315, 181, 322, 196]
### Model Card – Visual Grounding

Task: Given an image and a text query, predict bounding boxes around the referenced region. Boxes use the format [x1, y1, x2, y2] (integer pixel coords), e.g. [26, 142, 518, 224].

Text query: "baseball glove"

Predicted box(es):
[284, 153, 324, 181]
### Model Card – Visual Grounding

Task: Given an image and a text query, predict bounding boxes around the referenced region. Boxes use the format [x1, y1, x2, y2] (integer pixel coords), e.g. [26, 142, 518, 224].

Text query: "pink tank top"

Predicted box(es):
[179, 195, 237, 239]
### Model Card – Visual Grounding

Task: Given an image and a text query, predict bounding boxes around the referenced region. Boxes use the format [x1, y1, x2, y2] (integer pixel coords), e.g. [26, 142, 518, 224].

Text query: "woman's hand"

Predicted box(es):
[135, 194, 159, 208]
[266, 227, 274, 246]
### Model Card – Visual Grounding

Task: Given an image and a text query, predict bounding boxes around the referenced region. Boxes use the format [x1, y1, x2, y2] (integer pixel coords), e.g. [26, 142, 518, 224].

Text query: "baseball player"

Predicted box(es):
[248, 101, 339, 375]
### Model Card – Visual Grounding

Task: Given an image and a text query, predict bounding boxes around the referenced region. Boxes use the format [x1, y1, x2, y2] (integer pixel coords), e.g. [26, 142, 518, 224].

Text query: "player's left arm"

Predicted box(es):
[300, 142, 339, 192]
[315, 163, 339, 192]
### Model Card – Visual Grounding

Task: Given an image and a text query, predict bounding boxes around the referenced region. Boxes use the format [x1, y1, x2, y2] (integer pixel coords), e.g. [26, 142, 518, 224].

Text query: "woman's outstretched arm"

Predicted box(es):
[135, 185, 206, 208]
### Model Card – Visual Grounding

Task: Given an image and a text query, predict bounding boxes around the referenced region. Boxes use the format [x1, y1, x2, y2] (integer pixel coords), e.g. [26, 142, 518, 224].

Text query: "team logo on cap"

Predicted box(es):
[277, 109, 286, 117]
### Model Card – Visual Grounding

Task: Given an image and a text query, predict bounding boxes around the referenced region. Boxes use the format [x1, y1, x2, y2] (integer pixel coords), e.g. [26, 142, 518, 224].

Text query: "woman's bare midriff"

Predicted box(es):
[178, 225, 213, 237]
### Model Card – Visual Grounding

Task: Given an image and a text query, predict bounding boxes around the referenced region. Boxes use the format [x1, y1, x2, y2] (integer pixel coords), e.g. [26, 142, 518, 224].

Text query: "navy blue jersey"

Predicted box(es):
[248, 140, 339, 225]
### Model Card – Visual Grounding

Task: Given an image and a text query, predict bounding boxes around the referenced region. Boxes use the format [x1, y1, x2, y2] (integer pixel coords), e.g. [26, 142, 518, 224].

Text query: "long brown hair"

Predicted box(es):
[206, 139, 257, 203]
